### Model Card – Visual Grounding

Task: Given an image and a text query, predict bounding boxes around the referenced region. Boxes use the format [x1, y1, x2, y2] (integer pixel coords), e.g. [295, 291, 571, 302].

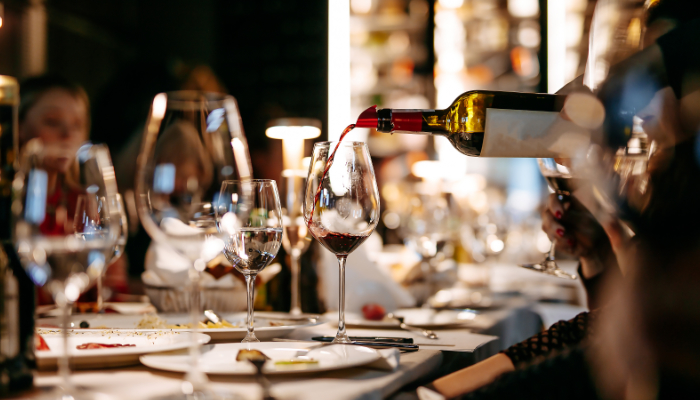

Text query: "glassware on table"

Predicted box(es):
[400, 183, 452, 302]
[135, 91, 251, 398]
[78, 193, 127, 313]
[280, 169, 312, 315]
[14, 142, 120, 399]
[303, 141, 380, 344]
[519, 158, 579, 280]
[217, 179, 282, 343]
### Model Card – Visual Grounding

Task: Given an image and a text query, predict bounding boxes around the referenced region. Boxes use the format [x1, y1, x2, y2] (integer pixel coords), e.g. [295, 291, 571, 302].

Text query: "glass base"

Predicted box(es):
[289, 307, 302, 316]
[35, 385, 102, 400]
[148, 389, 245, 400]
[520, 259, 578, 280]
[332, 331, 353, 344]
[241, 333, 260, 343]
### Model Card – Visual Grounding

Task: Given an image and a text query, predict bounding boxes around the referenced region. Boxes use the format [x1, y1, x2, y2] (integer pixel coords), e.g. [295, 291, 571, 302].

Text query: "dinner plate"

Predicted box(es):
[36, 329, 210, 370]
[37, 312, 324, 341]
[140, 342, 381, 375]
[338, 308, 478, 329]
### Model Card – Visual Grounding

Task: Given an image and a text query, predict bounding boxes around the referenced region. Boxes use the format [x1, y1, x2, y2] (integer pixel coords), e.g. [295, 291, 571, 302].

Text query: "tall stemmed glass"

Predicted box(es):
[13, 142, 120, 399]
[218, 180, 282, 343]
[519, 158, 579, 280]
[80, 193, 127, 312]
[135, 91, 252, 396]
[280, 169, 312, 315]
[304, 141, 380, 344]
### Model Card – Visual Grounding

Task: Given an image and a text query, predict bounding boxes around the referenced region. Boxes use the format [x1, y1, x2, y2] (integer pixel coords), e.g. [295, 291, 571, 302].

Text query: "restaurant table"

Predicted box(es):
[23, 260, 589, 399]
[25, 322, 498, 400]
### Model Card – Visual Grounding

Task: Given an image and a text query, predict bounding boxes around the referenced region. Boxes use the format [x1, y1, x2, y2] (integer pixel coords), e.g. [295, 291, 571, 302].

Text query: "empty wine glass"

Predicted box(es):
[14, 141, 120, 399]
[519, 158, 579, 280]
[217, 179, 282, 343]
[76, 193, 127, 312]
[280, 169, 312, 315]
[304, 141, 380, 343]
[135, 91, 252, 397]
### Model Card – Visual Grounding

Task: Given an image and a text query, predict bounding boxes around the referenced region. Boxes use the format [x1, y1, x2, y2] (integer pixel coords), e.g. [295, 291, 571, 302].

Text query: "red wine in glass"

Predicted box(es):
[304, 138, 380, 344]
[315, 232, 370, 255]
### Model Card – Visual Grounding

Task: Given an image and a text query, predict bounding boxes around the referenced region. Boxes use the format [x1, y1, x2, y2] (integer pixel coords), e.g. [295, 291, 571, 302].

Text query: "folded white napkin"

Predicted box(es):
[142, 217, 236, 288]
[319, 233, 416, 313]
[366, 348, 401, 371]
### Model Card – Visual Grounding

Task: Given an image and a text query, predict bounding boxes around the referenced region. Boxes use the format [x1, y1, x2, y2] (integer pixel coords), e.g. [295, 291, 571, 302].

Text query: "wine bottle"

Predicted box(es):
[0, 76, 34, 395]
[355, 90, 593, 158]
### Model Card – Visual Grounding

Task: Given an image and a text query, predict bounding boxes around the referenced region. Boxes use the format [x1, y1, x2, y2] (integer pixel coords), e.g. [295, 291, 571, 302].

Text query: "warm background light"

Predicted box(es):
[266, 118, 322, 170]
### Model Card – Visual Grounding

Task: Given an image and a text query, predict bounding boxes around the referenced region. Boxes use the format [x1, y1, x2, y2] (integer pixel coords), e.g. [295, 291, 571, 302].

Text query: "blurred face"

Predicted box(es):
[20, 89, 88, 173]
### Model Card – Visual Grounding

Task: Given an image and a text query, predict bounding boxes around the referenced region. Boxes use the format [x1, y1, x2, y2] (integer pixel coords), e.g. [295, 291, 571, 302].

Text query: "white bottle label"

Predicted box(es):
[481, 109, 590, 158]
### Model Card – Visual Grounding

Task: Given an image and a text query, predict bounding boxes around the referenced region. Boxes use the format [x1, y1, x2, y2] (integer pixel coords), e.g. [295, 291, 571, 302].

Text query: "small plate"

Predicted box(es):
[140, 342, 381, 375]
[338, 308, 477, 329]
[36, 329, 210, 370]
[37, 312, 324, 341]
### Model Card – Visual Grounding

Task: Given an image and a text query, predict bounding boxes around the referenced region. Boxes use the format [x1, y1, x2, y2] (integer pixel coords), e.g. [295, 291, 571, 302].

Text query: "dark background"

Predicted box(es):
[0, 0, 329, 173]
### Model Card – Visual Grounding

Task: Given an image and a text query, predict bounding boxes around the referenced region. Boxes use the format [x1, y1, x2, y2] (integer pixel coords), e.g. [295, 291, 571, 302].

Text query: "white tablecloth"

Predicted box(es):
[27, 323, 498, 400]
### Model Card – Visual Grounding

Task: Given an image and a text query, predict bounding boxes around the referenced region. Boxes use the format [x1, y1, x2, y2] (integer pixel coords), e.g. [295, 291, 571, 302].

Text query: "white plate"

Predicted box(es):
[37, 312, 324, 341]
[140, 342, 381, 375]
[338, 308, 478, 329]
[36, 329, 210, 370]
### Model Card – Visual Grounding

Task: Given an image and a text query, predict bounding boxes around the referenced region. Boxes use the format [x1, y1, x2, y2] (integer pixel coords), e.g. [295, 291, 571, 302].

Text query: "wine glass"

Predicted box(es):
[76, 193, 128, 312]
[401, 183, 452, 302]
[280, 169, 312, 315]
[135, 91, 252, 397]
[13, 141, 120, 399]
[519, 158, 579, 280]
[217, 179, 282, 342]
[304, 141, 380, 343]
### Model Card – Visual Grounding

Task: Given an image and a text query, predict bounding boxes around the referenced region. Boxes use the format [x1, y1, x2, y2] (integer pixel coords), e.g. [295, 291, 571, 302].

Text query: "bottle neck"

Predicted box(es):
[376, 108, 447, 134]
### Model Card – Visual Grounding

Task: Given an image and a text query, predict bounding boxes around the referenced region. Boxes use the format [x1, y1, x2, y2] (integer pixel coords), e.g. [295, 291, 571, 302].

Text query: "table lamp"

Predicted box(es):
[266, 118, 321, 170]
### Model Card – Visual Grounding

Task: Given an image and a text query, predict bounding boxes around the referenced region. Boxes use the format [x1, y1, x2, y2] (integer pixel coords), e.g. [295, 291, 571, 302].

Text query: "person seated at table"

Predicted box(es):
[18, 75, 129, 304]
[425, 1, 700, 398]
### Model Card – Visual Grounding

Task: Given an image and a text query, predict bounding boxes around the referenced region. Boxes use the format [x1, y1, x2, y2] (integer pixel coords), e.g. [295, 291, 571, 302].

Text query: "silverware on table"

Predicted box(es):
[271, 338, 419, 352]
[386, 313, 439, 340]
[204, 309, 320, 324]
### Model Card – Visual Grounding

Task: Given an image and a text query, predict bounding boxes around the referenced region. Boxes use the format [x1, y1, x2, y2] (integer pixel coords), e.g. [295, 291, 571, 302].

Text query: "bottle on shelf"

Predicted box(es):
[355, 90, 602, 158]
[0, 75, 35, 395]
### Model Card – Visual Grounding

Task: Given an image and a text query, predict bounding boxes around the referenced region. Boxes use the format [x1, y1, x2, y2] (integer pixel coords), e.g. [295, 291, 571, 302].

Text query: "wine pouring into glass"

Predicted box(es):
[135, 91, 252, 399]
[304, 139, 380, 344]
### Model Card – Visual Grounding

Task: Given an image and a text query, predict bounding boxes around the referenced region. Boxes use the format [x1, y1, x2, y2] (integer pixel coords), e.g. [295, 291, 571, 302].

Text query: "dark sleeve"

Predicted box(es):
[458, 347, 598, 400]
[577, 263, 621, 310]
[500, 311, 593, 368]
[656, 18, 700, 98]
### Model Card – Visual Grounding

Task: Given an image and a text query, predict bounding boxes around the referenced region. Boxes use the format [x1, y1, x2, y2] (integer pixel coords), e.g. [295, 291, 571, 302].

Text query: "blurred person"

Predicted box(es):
[18, 75, 128, 304]
[426, 2, 700, 398]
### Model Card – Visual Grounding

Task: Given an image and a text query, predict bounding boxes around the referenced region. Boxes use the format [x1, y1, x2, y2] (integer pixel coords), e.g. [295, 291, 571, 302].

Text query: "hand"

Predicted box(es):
[542, 194, 620, 280]
[541, 194, 606, 259]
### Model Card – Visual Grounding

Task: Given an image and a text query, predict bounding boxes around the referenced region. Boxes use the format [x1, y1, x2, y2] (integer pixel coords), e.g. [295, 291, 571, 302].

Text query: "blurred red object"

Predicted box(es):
[362, 303, 386, 321]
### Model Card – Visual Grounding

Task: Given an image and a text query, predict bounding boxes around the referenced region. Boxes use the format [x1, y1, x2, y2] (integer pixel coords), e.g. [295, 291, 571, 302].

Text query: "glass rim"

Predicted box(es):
[157, 90, 236, 109]
[312, 140, 367, 147]
[222, 178, 276, 184]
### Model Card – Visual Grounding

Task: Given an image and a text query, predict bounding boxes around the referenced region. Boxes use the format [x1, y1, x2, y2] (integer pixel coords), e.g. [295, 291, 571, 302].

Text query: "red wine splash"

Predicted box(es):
[307, 123, 356, 228]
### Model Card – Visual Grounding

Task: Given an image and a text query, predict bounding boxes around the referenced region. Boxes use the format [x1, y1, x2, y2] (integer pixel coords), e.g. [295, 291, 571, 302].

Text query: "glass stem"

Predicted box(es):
[547, 242, 556, 261]
[185, 268, 206, 390]
[57, 293, 73, 391]
[96, 275, 103, 313]
[243, 274, 258, 342]
[290, 250, 301, 315]
[333, 255, 351, 343]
